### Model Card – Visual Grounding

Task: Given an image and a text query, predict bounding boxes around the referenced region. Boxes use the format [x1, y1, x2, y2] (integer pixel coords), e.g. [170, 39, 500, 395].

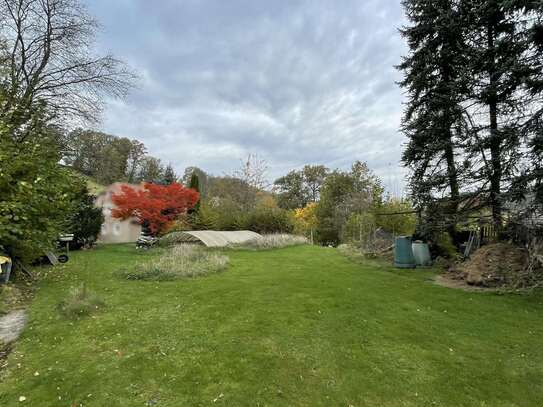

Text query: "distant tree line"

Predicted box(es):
[63, 129, 177, 185]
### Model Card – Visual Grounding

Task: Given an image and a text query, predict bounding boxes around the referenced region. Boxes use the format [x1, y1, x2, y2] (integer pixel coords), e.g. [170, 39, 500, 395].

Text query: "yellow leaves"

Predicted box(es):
[293, 202, 318, 235]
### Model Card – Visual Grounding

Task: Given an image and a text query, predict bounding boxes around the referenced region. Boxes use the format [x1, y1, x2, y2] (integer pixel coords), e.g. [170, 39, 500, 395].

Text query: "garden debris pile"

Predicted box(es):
[458, 243, 527, 287]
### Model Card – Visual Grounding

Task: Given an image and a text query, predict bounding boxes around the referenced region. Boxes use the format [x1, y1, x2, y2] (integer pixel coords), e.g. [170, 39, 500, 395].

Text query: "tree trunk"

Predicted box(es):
[444, 139, 460, 239]
[487, 19, 502, 231]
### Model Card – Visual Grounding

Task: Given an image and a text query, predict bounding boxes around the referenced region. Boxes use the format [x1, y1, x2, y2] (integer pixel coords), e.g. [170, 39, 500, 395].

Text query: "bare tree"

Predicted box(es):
[233, 153, 269, 190]
[0, 0, 135, 128]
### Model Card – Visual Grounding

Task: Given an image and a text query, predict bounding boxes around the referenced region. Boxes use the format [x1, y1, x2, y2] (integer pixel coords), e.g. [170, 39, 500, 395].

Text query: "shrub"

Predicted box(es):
[67, 188, 104, 249]
[57, 285, 105, 319]
[230, 233, 308, 250]
[119, 244, 229, 280]
[244, 207, 295, 234]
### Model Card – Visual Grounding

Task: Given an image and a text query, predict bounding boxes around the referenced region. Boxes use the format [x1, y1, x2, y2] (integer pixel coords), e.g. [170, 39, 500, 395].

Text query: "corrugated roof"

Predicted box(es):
[173, 230, 262, 247]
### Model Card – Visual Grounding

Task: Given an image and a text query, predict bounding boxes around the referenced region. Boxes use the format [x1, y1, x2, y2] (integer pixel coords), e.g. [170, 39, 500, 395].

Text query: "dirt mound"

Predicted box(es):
[457, 243, 528, 287]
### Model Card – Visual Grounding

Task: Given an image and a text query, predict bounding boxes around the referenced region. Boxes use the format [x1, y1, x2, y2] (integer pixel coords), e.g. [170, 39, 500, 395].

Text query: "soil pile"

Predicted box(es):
[458, 243, 528, 287]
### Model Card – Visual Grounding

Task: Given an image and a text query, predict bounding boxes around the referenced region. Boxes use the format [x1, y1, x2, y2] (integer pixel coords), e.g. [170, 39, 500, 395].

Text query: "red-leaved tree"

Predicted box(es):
[111, 183, 199, 235]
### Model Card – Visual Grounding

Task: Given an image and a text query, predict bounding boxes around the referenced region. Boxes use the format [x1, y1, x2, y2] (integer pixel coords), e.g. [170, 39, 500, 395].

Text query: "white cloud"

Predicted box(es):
[87, 0, 408, 195]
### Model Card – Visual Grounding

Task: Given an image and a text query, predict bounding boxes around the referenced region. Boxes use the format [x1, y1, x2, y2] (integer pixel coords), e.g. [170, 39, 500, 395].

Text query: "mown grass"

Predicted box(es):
[0, 244, 542, 406]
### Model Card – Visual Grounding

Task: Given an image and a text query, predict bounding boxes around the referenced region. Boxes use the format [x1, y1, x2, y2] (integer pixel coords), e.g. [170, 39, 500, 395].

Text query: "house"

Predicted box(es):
[95, 182, 143, 243]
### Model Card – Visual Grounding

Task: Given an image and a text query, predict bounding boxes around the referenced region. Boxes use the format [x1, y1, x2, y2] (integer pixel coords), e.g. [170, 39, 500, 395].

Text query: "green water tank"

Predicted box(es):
[394, 236, 416, 268]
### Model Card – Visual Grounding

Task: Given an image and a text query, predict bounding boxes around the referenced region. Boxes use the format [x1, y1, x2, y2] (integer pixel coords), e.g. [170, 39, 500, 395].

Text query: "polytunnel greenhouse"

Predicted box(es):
[169, 230, 262, 247]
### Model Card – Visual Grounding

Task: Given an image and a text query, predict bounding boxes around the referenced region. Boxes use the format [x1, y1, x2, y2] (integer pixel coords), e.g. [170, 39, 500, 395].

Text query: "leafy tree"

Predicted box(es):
[0, 119, 86, 262]
[126, 140, 147, 183]
[64, 129, 154, 185]
[274, 170, 307, 209]
[0, 0, 134, 264]
[315, 161, 383, 244]
[136, 157, 164, 184]
[274, 165, 329, 209]
[293, 202, 318, 240]
[111, 183, 199, 235]
[302, 165, 329, 202]
[207, 176, 257, 211]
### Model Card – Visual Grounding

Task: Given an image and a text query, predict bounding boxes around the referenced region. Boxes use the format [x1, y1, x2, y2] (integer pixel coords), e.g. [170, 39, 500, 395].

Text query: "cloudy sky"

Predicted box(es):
[86, 0, 408, 195]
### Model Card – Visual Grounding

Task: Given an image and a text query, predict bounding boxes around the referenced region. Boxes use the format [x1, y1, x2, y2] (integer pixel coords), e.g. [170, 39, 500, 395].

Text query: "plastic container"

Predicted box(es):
[394, 236, 416, 268]
[412, 241, 432, 266]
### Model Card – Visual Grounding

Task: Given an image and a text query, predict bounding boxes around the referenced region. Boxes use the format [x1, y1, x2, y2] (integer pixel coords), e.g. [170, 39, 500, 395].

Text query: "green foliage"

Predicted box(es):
[274, 165, 329, 209]
[188, 172, 201, 212]
[274, 170, 307, 209]
[57, 284, 105, 319]
[192, 196, 294, 234]
[315, 161, 383, 244]
[244, 206, 294, 234]
[0, 123, 86, 262]
[65, 129, 134, 185]
[66, 186, 104, 249]
[182, 167, 208, 197]
[375, 198, 416, 236]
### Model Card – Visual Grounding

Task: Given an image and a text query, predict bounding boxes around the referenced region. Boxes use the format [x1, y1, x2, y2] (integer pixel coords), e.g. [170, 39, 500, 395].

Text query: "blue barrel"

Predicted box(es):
[394, 236, 416, 268]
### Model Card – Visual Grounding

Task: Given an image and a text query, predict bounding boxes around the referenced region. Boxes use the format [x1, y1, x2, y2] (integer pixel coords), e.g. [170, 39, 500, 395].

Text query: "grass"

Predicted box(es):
[229, 233, 308, 250]
[0, 244, 542, 406]
[118, 244, 229, 280]
[56, 284, 105, 319]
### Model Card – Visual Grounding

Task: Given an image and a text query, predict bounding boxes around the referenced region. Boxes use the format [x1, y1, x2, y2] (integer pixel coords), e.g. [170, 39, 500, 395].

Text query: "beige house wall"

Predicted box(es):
[95, 183, 142, 244]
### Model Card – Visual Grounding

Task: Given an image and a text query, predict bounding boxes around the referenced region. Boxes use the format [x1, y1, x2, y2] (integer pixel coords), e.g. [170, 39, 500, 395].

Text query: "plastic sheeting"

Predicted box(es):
[173, 230, 262, 247]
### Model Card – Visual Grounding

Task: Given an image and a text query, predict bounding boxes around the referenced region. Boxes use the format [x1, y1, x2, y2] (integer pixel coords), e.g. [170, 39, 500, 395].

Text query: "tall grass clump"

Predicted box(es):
[231, 234, 308, 250]
[57, 285, 105, 319]
[158, 231, 189, 247]
[119, 244, 229, 281]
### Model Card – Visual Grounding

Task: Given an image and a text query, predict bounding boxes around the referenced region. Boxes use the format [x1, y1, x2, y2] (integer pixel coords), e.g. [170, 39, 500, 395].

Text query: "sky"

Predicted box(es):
[86, 0, 408, 196]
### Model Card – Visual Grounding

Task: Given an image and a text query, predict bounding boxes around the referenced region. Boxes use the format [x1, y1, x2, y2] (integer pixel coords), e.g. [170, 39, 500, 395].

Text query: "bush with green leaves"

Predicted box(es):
[57, 285, 105, 319]
[243, 207, 294, 234]
[0, 120, 87, 262]
[66, 185, 104, 249]
[119, 244, 229, 281]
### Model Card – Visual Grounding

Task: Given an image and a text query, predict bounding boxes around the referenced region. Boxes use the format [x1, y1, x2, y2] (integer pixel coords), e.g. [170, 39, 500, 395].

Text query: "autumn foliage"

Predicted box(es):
[111, 182, 199, 235]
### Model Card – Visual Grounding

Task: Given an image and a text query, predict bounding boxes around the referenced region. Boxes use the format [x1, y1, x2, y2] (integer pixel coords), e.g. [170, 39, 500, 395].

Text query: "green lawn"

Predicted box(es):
[0, 244, 542, 406]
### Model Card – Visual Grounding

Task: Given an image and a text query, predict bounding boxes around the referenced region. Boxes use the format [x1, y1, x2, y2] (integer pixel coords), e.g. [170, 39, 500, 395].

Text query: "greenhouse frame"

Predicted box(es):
[171, 230, 262, 247]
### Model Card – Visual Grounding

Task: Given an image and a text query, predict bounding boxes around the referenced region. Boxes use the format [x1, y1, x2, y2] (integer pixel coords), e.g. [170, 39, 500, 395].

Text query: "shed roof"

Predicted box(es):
[174, 230, 262, 247]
